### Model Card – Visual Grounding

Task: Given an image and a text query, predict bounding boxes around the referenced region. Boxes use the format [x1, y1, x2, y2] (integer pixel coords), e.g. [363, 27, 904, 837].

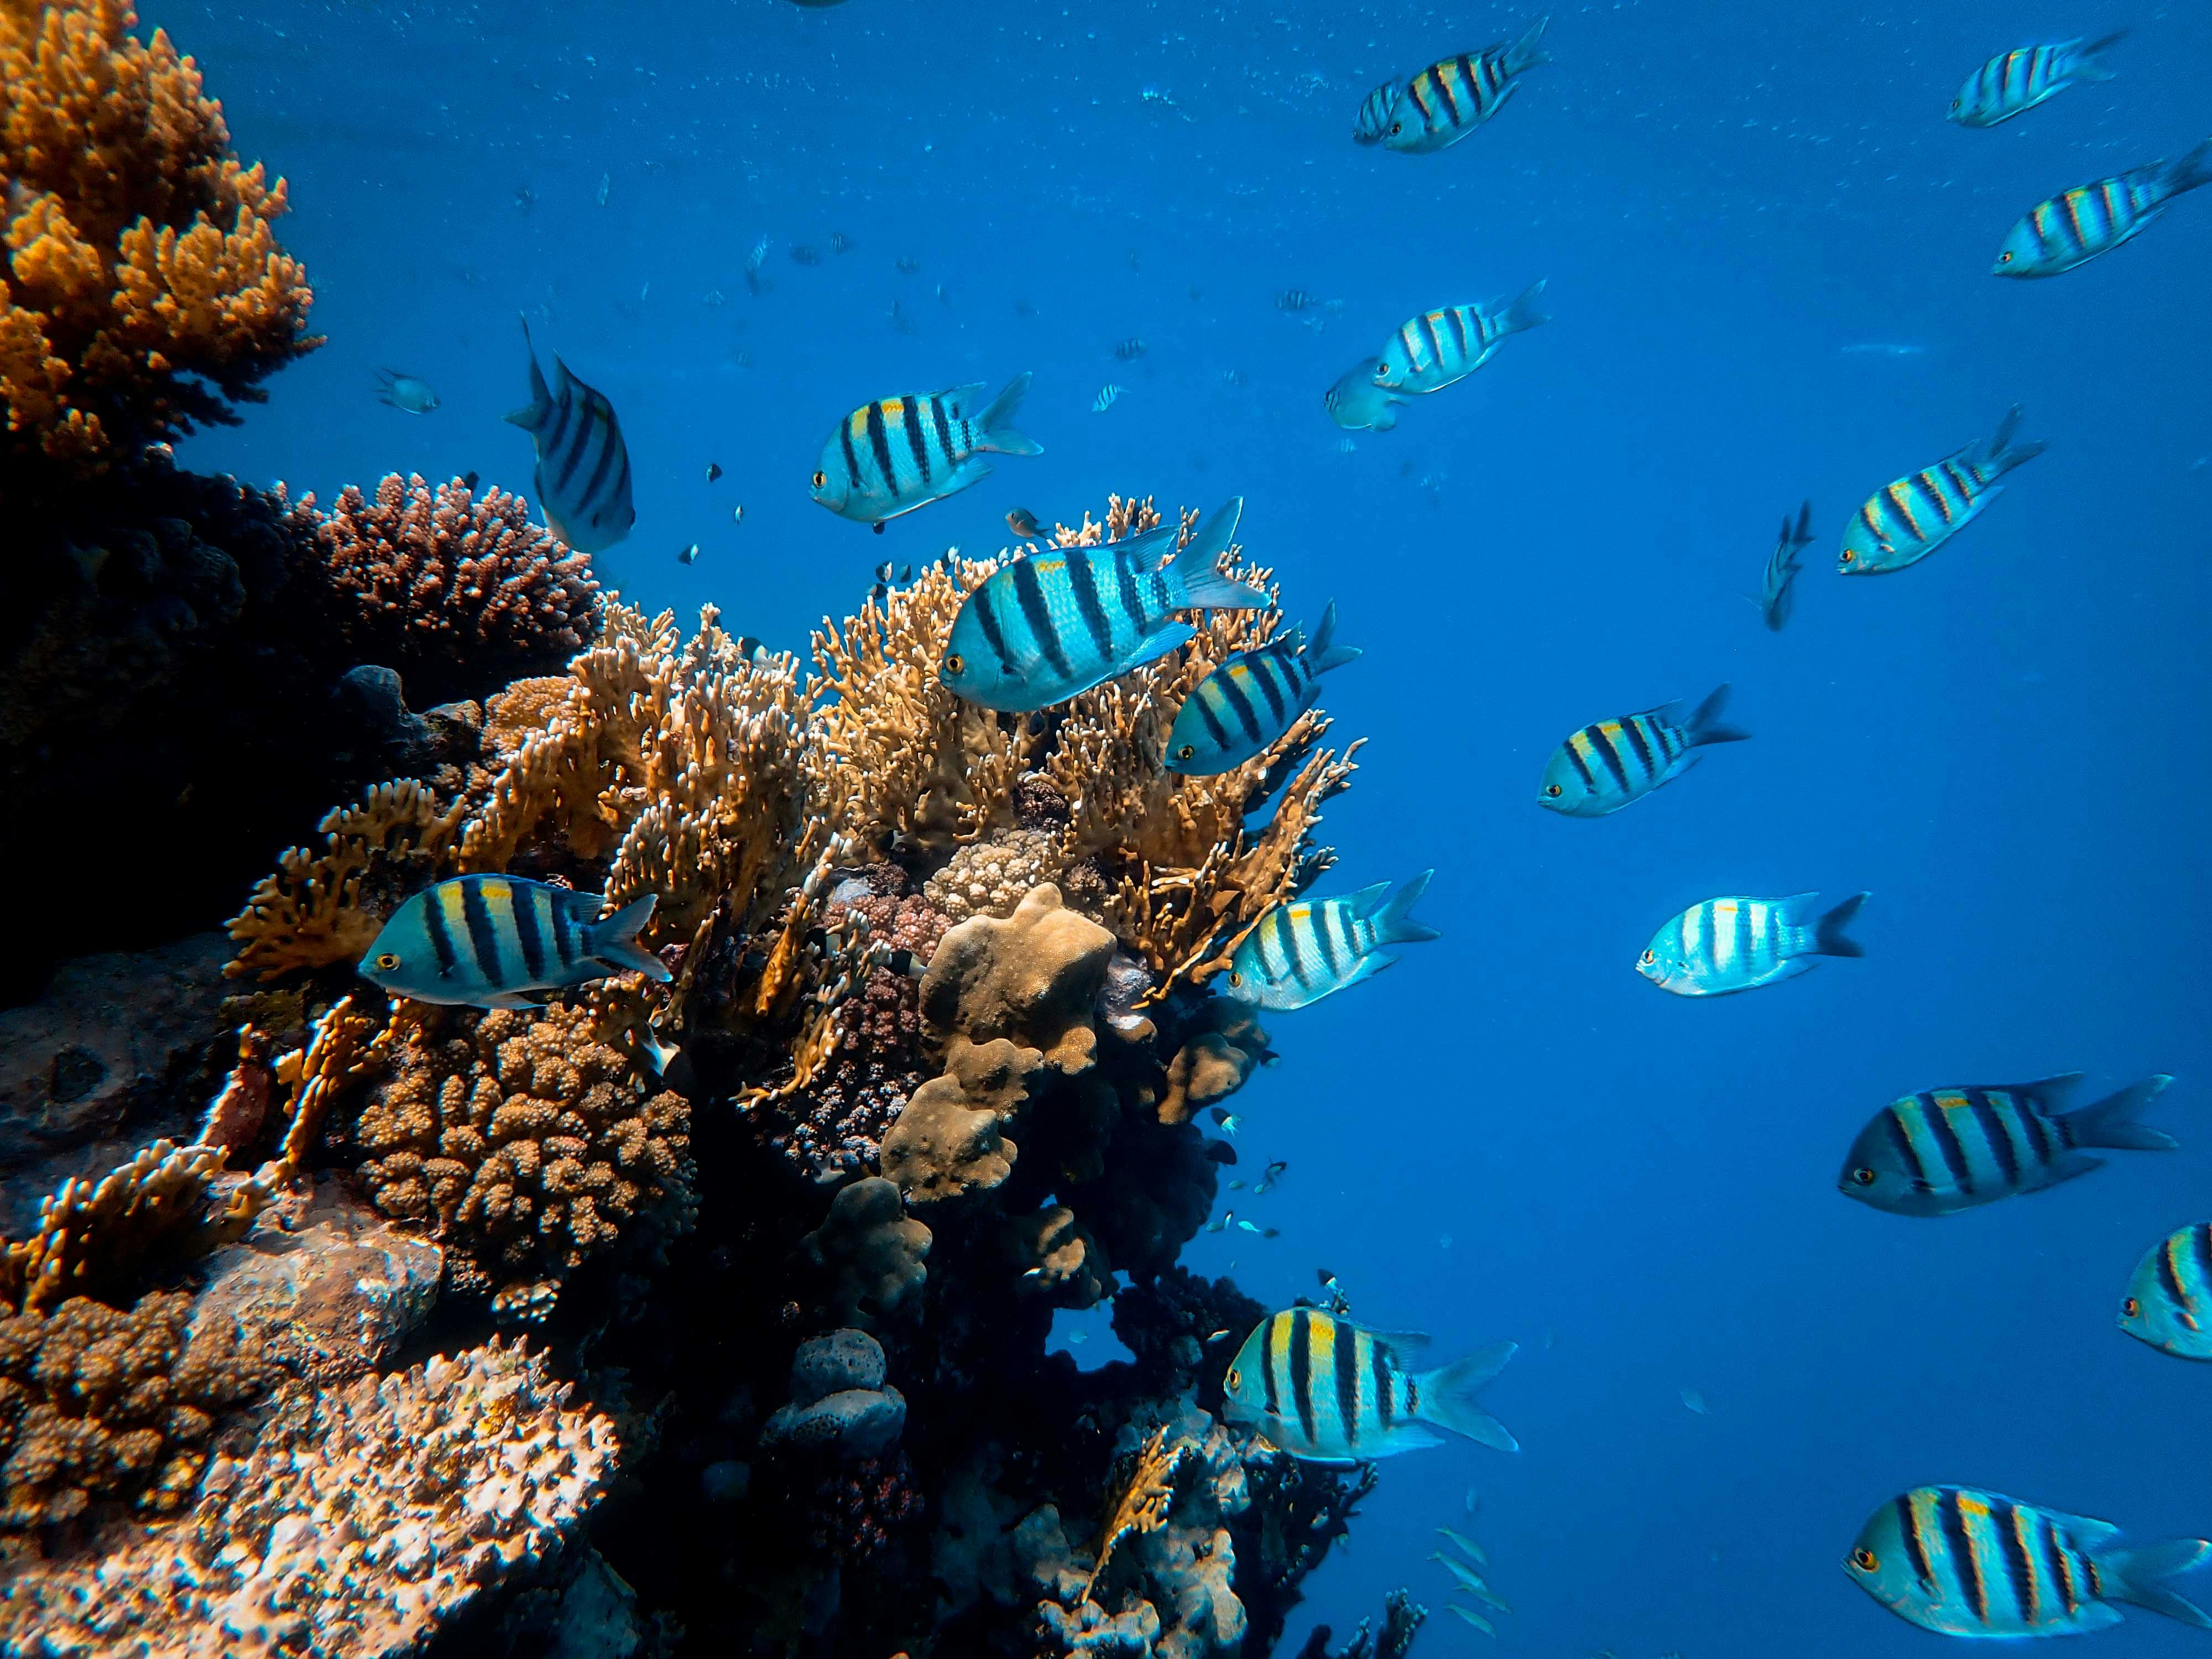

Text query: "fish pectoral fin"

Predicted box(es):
[1124, 622, 1197, 670]
[477, 991, 546, 1011]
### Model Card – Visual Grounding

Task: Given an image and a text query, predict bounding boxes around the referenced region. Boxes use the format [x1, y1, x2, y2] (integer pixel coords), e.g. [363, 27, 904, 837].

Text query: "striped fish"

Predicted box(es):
[1537, 684, 1747, 817]
[811, 374, 1041, 530]
[1324, 357, 1407, 432]
[358, 875, 670, 1010]
[1166, 602, 1360, 775]
[1840, 405, 2044, 574]
[1839, 1074, 2176, 1218]
[1378, 18, 1551, 155]
[504, 319, 635, 555]
[1994, 138, 2212, 277]
[2120, 1223, 2212, 1361]
[1221, 1307, 1518, 1460]
[1092, 383, 1124, 414]
[1949, 32, 2125, 129]
[1757, 500, 1813, 630]
[1352, 80, 1401, 145]
[1374, 282, 1549, 395]
[940, 499, 1265, 712]
[1845, 1486, 2212, 1637]
[1222, 871, 1437, 1012]
[1637, 892, 1866, 997]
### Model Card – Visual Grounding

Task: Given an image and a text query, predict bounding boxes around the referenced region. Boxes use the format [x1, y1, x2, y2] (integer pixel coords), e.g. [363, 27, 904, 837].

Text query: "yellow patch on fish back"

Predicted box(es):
[848, 409, 869, 440]
[1034, 557, 1066, 577]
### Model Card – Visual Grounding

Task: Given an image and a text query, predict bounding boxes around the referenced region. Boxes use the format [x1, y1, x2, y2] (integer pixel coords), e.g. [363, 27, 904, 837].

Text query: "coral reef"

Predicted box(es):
[1294, 1590, 1427, 1659]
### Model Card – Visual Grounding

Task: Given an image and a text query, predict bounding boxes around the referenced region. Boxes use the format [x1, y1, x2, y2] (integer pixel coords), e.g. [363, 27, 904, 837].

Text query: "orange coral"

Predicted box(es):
[0, 0, 317, 493]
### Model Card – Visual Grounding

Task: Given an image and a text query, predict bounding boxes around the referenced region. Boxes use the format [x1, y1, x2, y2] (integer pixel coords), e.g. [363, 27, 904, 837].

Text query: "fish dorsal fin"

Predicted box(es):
[940, 380, 989, 418]
[1117, 519, 1183, 575]
[2041, 1506, 2123, 1550]
[1345, 879, 1394, 916]
[1335, 1318, 1432, 1355]
[505, 314, 555, 430]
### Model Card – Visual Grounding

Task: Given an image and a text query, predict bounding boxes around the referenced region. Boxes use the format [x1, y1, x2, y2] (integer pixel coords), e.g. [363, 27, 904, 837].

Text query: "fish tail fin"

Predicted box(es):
[973, 371, 1044, 456]
[2071, 27, 2127, 80]
[1414, 1342, 1519, 1452]
[1305, 601, 1363, 674]
[1370, 869, 1441, 946]
[2162, 135, 2212, 198]
[1504, 14, 1551, 73]
[587, 894, 673, 982]
[1979, 404, 2047, 477]
[1684, 682, 1750, 748]
[1809, 893, 1869, 958]
[1495, 278, 1551, 336]
[2062, 1074, 2178, 1152]
[505, 313, 553, 429]
[2098, 1538, 2212, 1627]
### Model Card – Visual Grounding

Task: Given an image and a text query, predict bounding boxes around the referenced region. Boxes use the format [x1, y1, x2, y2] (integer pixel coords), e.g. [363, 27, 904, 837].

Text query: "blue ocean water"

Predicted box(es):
[169, 0, 2212, 1651]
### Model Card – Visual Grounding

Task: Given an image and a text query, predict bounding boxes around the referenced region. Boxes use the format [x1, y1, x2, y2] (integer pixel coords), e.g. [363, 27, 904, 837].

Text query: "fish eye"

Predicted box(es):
[1851, 1167, 1877, 1187]
[1545, 783, 1562, 797]
[2124, 1296, 2141, 1318]
[1225, 1367, 1241, 1389]
[1228, 971, 1243, 987]
[945, 653, 964, 674]
[1840, 550, 1856, 564]
[1999, 252, 2013, 263]
[374, 953, 401, 971]
[1177, 744, 1196, 759]
[1852, 1548, 1879, 1573]
[1640, 949, 1656, 965]
[812, 469, 827, 488]
[1389, 122, 1402, 135]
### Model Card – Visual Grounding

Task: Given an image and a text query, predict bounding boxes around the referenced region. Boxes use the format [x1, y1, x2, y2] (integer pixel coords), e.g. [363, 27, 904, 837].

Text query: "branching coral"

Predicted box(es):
[1083, 1426, 1186, 1600]
[0, 0, 319, 496]
[309, 473, 602, 703]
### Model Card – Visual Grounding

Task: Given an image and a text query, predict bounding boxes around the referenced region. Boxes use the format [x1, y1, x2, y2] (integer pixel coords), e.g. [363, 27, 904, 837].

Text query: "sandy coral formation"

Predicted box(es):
[920, 884, 1117, 1075]
[0, 0, 318, 497]
[761, 1328, 907, 1461]
[311, 473, 603, 704]
[0, 1338, 615, 1656]
[1157, 1001, 1272, 1126]
[924, 827, 1072, 922]
[799, 1175, 931, 1328]
[352, 1006, 693, 1301]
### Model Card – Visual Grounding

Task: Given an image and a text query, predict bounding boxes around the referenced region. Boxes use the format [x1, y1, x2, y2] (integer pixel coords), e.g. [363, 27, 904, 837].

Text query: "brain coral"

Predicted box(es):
[353, 1006, 693, 1299]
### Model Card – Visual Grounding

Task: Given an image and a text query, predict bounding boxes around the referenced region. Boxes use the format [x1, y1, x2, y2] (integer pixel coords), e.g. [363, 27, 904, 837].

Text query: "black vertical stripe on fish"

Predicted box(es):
[1435, 64, 1463, 127]
[552, 399, 599, 492]
[1965, 1091, 2020, 1186]
[1193, 686, 1233, 748]
[1418, 312, 1446, 368]
[578, 408, 623, 510]
[2158, 1238, 2189, 1307]
[1562, 738, 1598, 791]
[1620, 718, 1657, 778]
[1445, 306, 1470, 359]
[1881, 1107, 1928, 1187]
[552, 894, 581, 968]
[541, 388, 574, 457]
[1335, 1323, 1361, 1447]
[1312, 906, 1341, 976]
[460, 879, 505, 983]
[2052, 1108, 2081, 1152]
[865, 403, 897, 489]
[1217, 669, 1265, 745]
[1910, 468, 1954, 525]
[1372, 1334, 1394, 1429]
[1989, 1497, 2039, 1626]
[1939, 1491, 1991, 1626]
[1913, 1096, 1972, 1191]
[2016, 1097, 2058, 1166]
[1898, 1495, 1936, 1584]
[969, 581, 1013, 667]
[839, 419, 863, 491]
[1065, 551, 1115, 662]
[2192, 1224, 2212, 1297]
[2034, 1514, 2078, 1618]
[1259, 1316, 1281, 1417]
[1272, 906, 1307, 983]
[423, 887, 460, 975]
[1288, 1308, 1318, 1445]
[1113, 555, 1149, 635]
[2084, 1552, 2106, 1601]
[1583, 726, 1632, 792]
[1733, 893, 1751, 967]
[510, 882, 549, 981]
[903, 398, 932, 484]
[1250, 656, 1289, 724]
[929, 395, 956, 465]
[1010, 555, 1073, 680]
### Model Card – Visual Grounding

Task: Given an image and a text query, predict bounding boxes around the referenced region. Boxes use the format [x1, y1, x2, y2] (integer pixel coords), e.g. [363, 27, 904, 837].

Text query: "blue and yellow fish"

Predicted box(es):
[940, 499, 1266, 712]
[1222, 1307, 1519, 1460]
[1222, 872, 1437, 1011]
[1537, 684, 1747, 817]
[1995, 139, 2212, 278]
[2120, 1223, 2212, 1361]
[1757, 500, 1813, 631]
[1352, 80, 1400, 145]
[1323, 358, 1407, 432]
[1166, 603, 1360, 775]
[1373, 284, 1548, 395]
[1840, 406, 2044, 574]
[1374, 18, 1551, 155]
[505, 319, 635, 555]
[1949, 33, 2125, 128]
[1846, 1486, 2212, 1638]
[1839, 1074, 2176, 1218]
[359, 875, 670, 1010]
[1637, 892, 1865, 997]
[812, 374, 1041, 530]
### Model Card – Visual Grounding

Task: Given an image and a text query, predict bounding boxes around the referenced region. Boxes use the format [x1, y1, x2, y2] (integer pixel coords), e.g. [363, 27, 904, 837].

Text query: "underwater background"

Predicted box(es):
[25, 0, 2212, 1652]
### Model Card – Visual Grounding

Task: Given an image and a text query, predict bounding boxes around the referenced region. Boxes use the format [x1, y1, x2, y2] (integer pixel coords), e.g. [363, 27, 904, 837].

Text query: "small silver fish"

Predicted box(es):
[375, 369, 440, 414]
[677, 543, 702, 566]
[1207, 1329, 1233, 1343]
[1437, 1526, 1488, 1566]
[1681, 1388, 1709, 1415]
[1093, 383, 1124, 413]
[597, 171, 610, 207]
[1447, 1604, 1496, 1636]
[1067, 1330, 1087, 1345]
[732, 504, 746, 525]
[1208, 1108, 1241, 1136]
[1234, 1219, 1280, 1238]
[706, 462, 723, 483]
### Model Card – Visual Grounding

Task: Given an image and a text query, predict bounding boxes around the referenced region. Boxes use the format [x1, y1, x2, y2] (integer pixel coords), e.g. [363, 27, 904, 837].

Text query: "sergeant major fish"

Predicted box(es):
[1995, 138, 2212, 278]
[1352, 80, 1401, 145]
[1845, 1486, 2212, 1637]
[375, 369, 439, 414]
[1222, 871, 1438, 1011]
[940, 498, 1266, 712]
[812, 373, 1041, 531]
[1222, 1307, 1519, 1460]
[1839, 1073, 2176, 1217]
[1324, 358, 1407, 432]
[1537, 684, 1747, 816]
[1950, 32, 2126, 129]
[2119, 1223, 2212, 1361]
[1374, 283, 1550, 395]
[1375, 18, 1551, 154]
[359, 875, 670, 1010]
[1841, 406, 2044, 574]
[1638, 892, 1866, 997]
[1166, 602, 1360, 775]
[1758, 500, 1814, 631]
[505, 319, 636, 554]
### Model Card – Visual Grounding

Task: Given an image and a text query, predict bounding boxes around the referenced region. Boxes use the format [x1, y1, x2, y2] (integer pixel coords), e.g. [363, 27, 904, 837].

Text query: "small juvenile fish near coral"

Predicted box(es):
[1222, 871, 1438, 1011]
[1323, 358, 1407, 432]
[1538, 685, 1747, 816]
[1092, 383, 1124, 414]
[811, 374, 1041, 530]
[505, 318, 636, 555]
[1006, 506, 1046, 541]
[1758, 500, 1814, 630]
[359, 875, 671, 1010]
[374, 369, 439, 414]
[1841, 406, 2043, 574]
[1209, 1108, 1241, 1136]
[2119, 1223, 2212, 1360]
[1845, 1487, 2212, 1637]
[1950, 32, 2126, 129]
[1222, 1307, 1519, 1459]
[1637, 892, 1866, 997]
[1994, 139, 2212, 278]
[1374, 18, 1552, 155]
[940, 498, 1266, 712]
[1375, 284, 1550, 395]
[1166, 602, 1359, 775]
[1838, 1074, 2176, 1217]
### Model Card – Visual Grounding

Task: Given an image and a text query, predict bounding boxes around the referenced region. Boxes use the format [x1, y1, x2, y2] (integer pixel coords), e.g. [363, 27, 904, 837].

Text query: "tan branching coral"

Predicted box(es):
[0, 0, 319, 495]
[353, 1006, 692, 1296]
[1082, 1426, 1187, 1600]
